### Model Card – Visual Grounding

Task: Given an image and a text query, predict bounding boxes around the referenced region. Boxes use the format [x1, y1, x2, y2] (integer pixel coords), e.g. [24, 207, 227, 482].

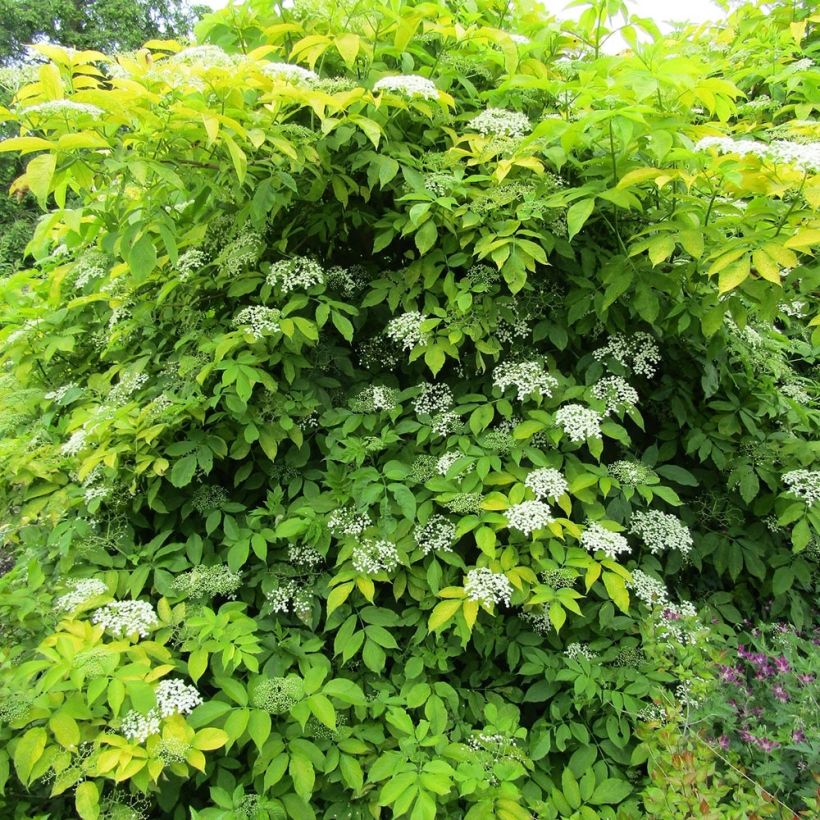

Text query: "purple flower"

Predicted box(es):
[756, 737, 780, 753]
[738, 727, 756, 744]
[772, 684, 789, 703]
[797, 673, 814, 685]
[718, 735, 730, 750]
[773, 655, 790, 674]
[792, 729, 806, 743]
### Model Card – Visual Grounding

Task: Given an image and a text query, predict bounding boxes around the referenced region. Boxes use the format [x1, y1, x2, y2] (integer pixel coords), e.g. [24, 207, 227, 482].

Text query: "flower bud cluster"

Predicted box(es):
[250, 677, 303, 714]
[609, 461, 656, 485]
[173, 565, 241, 599]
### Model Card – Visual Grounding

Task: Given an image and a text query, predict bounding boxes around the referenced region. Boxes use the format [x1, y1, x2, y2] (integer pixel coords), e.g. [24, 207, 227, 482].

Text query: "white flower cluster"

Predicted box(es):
[61, 428, 88, 455]
[55, 578, 108, 612]
[782, 469, 820, 505]
[267, 257, 324, 293]
[781, 383, 811, 404]
[413, 382, 453, 416]
[780, 299, 806, 317]
[288, 544, 323, 568]
[385, 311, 428, 350]
[169, 45, 236, 69]
[431, 411, 461, 437]
[414, 515, 456, 555]
[350, 385, 399, 412]
[468, 108, 531, 138]
[593, 332, 660, 377]
[695, 136, 820, 173]
[493, 361, 558, 401]
[580, 522, 630, 561]
[555, 404, 602, 442]
[592, 376, 639, 413]
[373, 75, 438, 100]
[464, 568, 513, 608]
[155, 679, 202, 717]
[505, 500, 554, 535]
[21, 100, 103, 118]
[328, 507, 369, 537]
[629, 511, 693, 558]
[45, 382, 79, 403]
[121, 709, 161, 743]
[525, 468, 568, 500]
[520, 605, 552, 636]
[108, 372, 148, 405]
[261, 62, 319, 83]
[176, 248, 207, 281]
[92, 600, 158, 638]
[436, 451, 470, 476]
[565, 642, 597, 661]
[233, 306, 281, 339]
[73, 250, 110, 289]
[351, 539, 400, 575]
[267, 581, 312, 619]
[657, 601, 699, 644]
[609, 461, 656, 486]
[627, 569, 669, 607]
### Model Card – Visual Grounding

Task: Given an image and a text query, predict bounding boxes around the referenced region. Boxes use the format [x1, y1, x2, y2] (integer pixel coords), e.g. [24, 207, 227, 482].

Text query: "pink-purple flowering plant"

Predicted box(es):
[695, 621, 819, 812]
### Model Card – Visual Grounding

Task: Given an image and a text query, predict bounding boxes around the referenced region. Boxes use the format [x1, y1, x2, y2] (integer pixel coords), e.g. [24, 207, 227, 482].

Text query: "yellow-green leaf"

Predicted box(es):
[602, 572, 630, 613]
[193, 728, 228, 751]
[327, 581, 354, 615]
[428, 599, 461, 631]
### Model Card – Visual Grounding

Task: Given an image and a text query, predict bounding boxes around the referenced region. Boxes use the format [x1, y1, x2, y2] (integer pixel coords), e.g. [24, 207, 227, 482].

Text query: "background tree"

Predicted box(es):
[0, 0, 209, 65]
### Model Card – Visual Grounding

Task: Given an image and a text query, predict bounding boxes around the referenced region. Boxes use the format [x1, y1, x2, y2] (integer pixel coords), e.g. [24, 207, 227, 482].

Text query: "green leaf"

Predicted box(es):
[25, 153, 56, 207]
[169, 454, 198, 488]
[424, 346, 445, 375]
[75, 781, 100, 820]
[566, 198, 595, 241]
[331, 312, 354, 341]
[289, 753, 315, 799]
[602, 572, 630, 613]
[415, 220, 438, 255]
[128, 234, 157, 283]
[188, 650, 209, 683]
[323, 678, 366, 705]
[13, 727, 46, 785]
[469, 404, 494, 434]
[307, 694, 336, 729]
[428, 599, 461, 631]
[589, 778, 632, 805]
[771, 566, 794, 596]
[49, 713, 80, 748]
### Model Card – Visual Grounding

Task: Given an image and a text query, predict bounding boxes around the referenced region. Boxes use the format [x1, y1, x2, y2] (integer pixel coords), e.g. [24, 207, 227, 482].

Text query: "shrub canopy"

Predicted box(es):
[0, 0, 817, 817]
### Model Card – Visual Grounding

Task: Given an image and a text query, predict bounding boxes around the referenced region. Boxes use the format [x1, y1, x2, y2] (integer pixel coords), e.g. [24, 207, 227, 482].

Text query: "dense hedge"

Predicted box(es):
[0, 0, 817, 818]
